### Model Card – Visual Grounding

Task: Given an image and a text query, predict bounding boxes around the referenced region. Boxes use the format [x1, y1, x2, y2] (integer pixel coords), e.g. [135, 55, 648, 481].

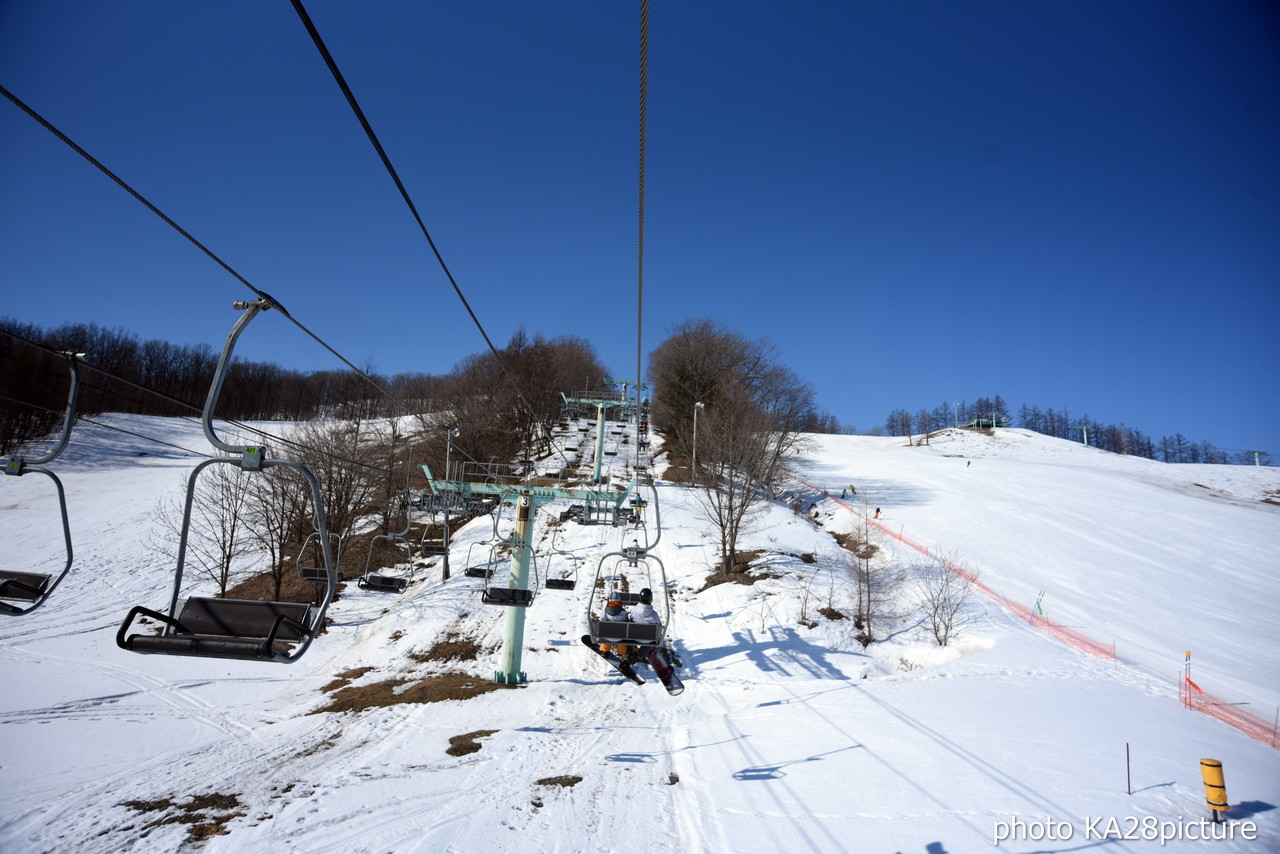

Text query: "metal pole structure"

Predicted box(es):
[593, 403, 608, 483]
[445, 428, 459, 481]
[495, 492, 535, 684]
[692, 401, 704, 487]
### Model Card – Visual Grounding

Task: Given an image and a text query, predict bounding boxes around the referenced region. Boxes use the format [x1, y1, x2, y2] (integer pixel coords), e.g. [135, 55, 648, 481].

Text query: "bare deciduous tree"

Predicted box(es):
[693, 382, 774, 573]
[844, 512, 903, 646]
[650, 320, 816, 573]
[151, 463, 254, 598]
[288, 420, 382, 544]
[246, 463, 314, 599]
[917, 553, 978, 647]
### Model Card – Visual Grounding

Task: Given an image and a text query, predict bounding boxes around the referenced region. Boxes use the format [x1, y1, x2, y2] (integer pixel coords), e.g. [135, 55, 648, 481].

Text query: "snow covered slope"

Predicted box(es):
[1, 418, 1277, 853]
[798, 428, 1280, 713]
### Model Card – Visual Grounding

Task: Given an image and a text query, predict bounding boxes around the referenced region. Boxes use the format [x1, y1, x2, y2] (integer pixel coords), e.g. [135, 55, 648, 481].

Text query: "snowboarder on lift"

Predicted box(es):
[631, 588, 682, 667]
[632, 588, 660, 627]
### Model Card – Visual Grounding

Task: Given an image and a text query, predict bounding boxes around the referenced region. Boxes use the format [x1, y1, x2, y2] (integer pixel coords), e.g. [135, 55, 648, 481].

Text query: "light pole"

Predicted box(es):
[691, 401, 704, 487]
[444, 428, 460, 480]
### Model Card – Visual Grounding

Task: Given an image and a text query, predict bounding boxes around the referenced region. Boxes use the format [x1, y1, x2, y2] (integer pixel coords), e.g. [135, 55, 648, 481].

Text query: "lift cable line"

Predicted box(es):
[634, 0, 650, 468]
[0, 83, 389, 402]
[289, 1, 540, 428]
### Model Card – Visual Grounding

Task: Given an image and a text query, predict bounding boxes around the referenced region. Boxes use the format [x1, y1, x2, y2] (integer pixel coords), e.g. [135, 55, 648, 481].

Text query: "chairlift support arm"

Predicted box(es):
[1, 352, 83, 616]
[117, 301, 336, 663]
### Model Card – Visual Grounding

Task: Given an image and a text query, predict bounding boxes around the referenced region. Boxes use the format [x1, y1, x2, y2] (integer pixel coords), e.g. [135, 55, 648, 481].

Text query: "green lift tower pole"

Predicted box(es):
[420, 464, 639, 684]
[495, 491, 535, 684]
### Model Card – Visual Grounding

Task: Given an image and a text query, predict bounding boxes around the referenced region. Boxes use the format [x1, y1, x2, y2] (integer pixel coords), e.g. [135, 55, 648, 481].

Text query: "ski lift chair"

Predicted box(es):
[1, 353, 83, 616]
[583, 540, 670, 651]
[116, 301, 335, 663]
[463, 541, 496, 579]
[478, 492, 537, 607]
[542, 525, 577, 591]
[358, 529, 412, 593]
[480, 543, 538, 607]
[418, 508, 451, 581]
[358, 494, 417, 594]
[296, 530, 343, 585]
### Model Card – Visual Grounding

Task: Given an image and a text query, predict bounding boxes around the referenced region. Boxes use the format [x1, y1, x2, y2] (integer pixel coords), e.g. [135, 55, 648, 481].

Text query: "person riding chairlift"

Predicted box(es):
[599, 598, 630, 658]
[631, 588, 682, 668]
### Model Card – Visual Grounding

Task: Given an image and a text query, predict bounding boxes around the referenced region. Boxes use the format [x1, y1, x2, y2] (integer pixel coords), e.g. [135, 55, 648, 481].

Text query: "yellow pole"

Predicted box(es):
[1200, 758, 1228, 820]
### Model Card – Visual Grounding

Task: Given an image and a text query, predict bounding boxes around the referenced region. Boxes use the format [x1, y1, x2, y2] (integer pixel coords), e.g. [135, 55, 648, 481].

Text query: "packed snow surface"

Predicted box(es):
[2, 418, 1278, 853]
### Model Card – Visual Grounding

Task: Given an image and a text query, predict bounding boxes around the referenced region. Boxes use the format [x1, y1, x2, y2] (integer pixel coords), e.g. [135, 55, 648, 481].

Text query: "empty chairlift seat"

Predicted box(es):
[358, 573, 409, 594]
[117, 598, 316, 662]
[481, 586, 534, 607]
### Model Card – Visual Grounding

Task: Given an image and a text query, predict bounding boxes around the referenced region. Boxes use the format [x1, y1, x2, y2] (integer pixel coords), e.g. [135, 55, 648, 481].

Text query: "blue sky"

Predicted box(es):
[3, 1, 1277, 454]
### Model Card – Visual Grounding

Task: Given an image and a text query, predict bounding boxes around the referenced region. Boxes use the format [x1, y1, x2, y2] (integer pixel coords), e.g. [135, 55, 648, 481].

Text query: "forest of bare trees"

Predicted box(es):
[0, 318, 607, 468]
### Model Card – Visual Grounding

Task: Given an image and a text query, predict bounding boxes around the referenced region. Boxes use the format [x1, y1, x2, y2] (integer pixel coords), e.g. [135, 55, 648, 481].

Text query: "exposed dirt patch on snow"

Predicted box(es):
[411, 632, 484, 663]
[535, 775, 583, 788]
[312, 673, 510, 714]
[446, 729, 499, 757]
[119, 793, 245, 842]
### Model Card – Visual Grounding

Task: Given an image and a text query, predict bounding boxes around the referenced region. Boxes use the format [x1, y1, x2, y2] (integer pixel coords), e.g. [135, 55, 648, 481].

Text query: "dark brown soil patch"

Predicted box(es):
[818, 607, 848, 621]
[699, 571, 770, 591]
[411, 633, 482, 663]
[831, 532, 878, 560]
[120, 793, 244, 841]
[321, 666, 376, 694]
[536, 775, 583, 788]
[312, 672, 508, 714]
[447, 729, 499, 756]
